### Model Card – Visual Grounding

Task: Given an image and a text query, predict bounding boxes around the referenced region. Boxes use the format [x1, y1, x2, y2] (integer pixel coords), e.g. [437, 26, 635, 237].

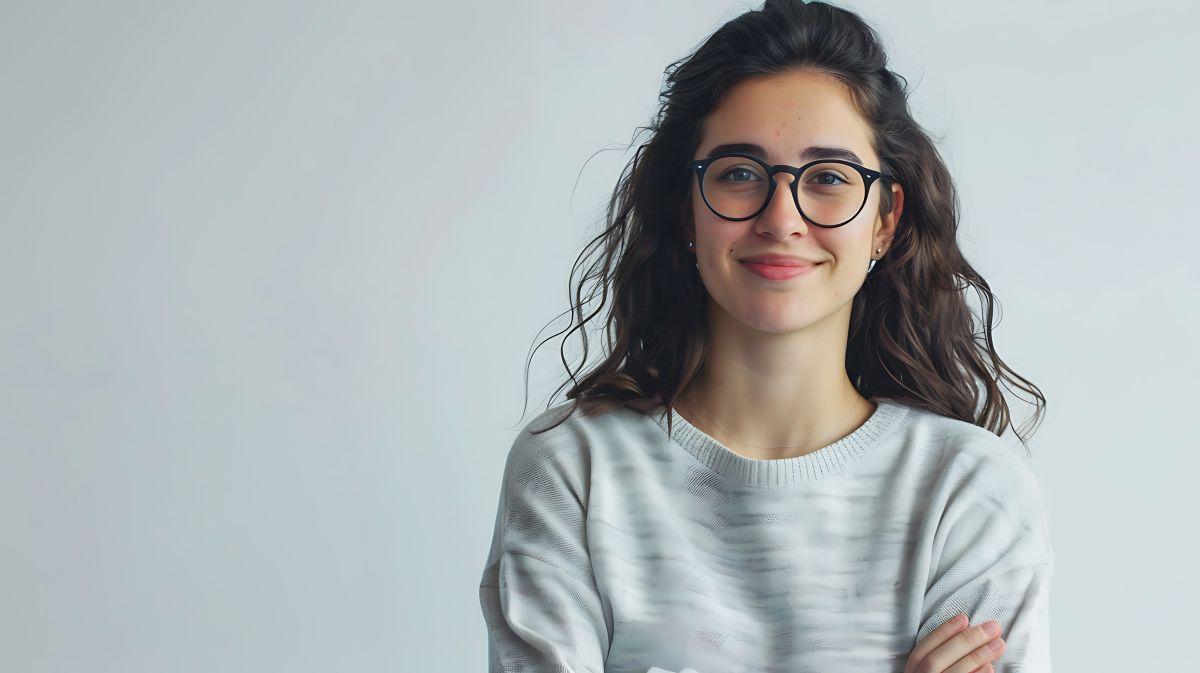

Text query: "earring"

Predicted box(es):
[689, 240, 698, 269]
[867, 247, 883, 272]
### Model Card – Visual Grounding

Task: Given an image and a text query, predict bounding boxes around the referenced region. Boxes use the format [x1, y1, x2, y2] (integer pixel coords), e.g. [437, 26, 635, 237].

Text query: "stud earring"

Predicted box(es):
[867, 247, 883, 272]
[688, 240, 697, 269]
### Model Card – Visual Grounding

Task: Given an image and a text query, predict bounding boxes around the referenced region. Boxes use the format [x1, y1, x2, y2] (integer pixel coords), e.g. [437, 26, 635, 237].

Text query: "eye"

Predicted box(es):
[718, 166, 762, 183]
[810, 171, 849, 186]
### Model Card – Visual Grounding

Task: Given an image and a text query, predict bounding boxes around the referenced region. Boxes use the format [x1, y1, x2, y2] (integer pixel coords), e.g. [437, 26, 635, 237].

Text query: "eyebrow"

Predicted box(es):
[705, 142, 864, 165]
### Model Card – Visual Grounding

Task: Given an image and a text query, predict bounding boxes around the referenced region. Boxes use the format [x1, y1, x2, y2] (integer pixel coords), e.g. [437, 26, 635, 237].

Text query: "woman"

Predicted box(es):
[479, 1, 1053, 672]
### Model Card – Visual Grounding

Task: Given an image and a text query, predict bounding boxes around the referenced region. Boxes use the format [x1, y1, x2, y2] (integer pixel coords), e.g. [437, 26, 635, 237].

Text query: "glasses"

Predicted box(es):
[685, 152, 900, 227]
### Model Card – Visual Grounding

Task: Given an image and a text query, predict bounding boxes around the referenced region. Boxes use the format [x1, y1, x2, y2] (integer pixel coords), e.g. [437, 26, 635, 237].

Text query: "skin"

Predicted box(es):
[906, 614, 1007, 673]
[675, 68, 905, 460]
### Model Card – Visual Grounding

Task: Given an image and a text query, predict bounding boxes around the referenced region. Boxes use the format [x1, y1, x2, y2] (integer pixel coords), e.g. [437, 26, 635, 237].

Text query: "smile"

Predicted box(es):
[739, 261, 822, 280]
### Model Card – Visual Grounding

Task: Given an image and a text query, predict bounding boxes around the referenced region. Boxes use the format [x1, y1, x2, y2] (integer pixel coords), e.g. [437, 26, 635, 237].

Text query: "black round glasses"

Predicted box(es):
[685, 152, 900, 227]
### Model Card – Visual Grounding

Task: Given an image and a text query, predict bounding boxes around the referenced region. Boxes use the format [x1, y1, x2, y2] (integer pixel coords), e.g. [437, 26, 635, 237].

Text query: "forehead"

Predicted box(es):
[699, 70, 877, 165]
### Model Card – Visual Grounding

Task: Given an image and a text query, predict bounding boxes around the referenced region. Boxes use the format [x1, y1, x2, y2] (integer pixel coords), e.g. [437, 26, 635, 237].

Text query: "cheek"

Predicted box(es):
[824, 235, 874, 269]
[694, 227, 740, 260]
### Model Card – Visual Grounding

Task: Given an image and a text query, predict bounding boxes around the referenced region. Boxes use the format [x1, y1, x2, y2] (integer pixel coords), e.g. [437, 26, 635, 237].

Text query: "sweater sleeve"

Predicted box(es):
[915, 450, 1056, 673]
[478, 419, 611, 673]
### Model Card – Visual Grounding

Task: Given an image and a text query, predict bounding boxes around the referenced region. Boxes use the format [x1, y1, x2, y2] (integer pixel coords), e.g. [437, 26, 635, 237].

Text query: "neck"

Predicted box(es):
[675, 302, 874, 460]
[678, 378, 870, 461]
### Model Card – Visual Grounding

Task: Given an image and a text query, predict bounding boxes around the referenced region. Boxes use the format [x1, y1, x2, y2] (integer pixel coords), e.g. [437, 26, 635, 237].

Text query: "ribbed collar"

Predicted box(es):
[652, 397, 910, 487]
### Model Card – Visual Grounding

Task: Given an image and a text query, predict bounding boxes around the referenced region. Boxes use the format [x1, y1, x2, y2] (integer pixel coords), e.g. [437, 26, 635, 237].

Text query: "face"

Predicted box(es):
[687, 69, 903, 334]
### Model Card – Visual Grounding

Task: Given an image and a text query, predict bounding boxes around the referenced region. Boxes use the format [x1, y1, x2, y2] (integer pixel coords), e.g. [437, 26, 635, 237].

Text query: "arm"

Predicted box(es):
[915, 452, 1055, 673]
[478, 421, 611, 673]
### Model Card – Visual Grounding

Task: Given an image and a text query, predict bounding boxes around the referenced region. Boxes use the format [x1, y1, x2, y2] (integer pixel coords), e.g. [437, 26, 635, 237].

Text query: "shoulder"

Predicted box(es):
[501, 400, 654, 490]
[898, 405, 1051, 538]
[901, 404, 1043, 494]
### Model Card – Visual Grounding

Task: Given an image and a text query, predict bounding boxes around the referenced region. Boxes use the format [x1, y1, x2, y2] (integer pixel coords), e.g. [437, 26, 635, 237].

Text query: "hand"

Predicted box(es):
[904, 614, 1006, 673]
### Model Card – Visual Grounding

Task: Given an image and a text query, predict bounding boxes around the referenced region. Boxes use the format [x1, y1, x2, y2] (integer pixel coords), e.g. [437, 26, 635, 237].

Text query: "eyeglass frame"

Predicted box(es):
[684, 152, 901, 227]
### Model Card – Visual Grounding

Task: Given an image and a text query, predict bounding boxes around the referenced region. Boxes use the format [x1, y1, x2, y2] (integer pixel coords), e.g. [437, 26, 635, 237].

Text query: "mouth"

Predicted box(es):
[739, 260, 822, 281]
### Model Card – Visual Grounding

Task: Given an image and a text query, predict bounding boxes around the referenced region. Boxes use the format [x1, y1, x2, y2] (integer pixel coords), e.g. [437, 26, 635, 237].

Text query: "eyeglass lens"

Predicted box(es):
[701, 156, 867, 224]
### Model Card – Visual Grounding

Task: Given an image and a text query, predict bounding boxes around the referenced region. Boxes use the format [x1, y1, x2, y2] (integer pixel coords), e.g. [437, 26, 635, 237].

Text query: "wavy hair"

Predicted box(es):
[519, 0, 1045, 453]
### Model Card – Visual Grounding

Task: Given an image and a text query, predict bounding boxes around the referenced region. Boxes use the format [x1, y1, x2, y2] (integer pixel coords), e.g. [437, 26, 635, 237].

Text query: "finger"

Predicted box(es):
[904, 614, 968, 673]
[955, 647, 1003, 673]
[922, 620, 1004, 673]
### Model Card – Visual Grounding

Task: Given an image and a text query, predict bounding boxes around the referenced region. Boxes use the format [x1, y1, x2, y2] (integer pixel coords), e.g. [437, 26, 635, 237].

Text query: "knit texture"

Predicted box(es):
[478, 397, 1054, 673]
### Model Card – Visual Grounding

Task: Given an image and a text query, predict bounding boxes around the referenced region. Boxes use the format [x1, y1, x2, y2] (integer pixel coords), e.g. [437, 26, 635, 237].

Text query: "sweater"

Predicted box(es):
[478, 396, 1054, 673]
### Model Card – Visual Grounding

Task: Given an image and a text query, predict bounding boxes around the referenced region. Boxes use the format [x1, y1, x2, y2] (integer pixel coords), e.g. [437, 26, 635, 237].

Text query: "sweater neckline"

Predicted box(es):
[652, 396, 910, 487]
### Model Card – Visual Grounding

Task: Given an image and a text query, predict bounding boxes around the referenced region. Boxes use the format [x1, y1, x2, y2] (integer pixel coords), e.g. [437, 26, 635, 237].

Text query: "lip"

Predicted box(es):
[740, 260, 822, 280]
[739, 255, 821, 266]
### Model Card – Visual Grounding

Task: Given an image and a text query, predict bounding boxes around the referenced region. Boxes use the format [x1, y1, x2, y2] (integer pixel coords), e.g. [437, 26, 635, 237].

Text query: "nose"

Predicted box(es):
[754, 170, 810, 239]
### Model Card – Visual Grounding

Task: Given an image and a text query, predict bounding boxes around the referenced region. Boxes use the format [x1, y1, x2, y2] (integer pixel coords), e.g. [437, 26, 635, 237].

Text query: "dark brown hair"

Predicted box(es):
[519, 0, 1045, 453]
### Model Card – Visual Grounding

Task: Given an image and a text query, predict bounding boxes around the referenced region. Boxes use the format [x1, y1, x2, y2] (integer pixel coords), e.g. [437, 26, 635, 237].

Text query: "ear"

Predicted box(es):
[875, 181, 904, 253]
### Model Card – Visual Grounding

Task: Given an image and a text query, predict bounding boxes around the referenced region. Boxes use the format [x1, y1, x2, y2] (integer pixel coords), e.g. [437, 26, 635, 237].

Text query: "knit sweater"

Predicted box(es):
[478, 397, 1054, 673]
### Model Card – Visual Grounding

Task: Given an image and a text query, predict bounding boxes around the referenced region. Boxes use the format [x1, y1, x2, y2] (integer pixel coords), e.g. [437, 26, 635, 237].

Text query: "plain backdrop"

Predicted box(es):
[2, 1, 1197, 671]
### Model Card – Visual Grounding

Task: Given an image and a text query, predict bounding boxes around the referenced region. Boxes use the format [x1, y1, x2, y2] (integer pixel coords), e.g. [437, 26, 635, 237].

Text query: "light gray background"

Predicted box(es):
[2, 1, 1196, 671]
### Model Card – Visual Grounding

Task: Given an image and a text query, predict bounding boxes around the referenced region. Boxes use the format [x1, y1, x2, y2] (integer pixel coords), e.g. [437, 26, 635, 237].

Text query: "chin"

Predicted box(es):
[737, 311, 825, 334]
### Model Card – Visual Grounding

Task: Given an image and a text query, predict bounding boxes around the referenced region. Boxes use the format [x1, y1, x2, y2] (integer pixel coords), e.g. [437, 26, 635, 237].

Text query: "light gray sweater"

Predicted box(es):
[478, 397, 1054, 673]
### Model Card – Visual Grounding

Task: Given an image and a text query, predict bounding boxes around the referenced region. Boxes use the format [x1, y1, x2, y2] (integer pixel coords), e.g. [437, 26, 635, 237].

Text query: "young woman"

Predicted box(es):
[479, 2, 1053, 672]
